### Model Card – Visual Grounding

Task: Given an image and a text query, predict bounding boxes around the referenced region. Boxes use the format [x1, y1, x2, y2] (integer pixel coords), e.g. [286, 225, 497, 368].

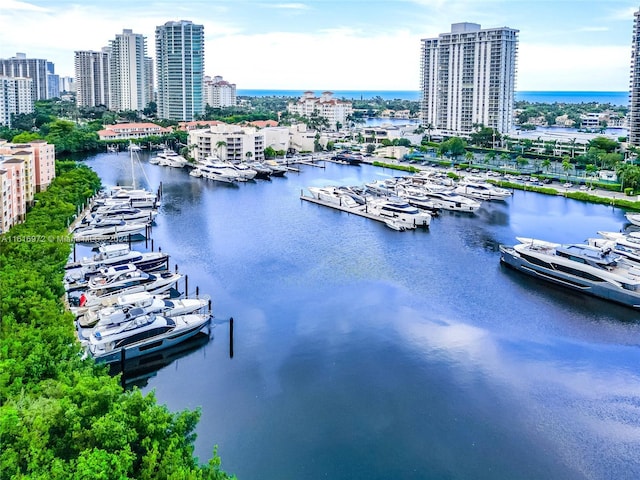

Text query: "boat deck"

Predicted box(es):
[299, 193, 426, 230]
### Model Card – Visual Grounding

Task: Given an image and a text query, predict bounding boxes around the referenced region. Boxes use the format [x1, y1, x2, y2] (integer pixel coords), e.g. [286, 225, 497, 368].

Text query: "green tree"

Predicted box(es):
[542, 159, 551, 173]
[562, 159, 572, 180]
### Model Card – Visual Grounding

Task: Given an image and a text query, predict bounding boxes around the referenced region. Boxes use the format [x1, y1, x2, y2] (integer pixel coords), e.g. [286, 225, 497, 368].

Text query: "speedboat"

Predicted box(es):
[499, 237, 640, 309]
[421, 190, 481, 213]
[264, 160, 287, 177]
[247, 162, 273, 179]
[65, 243, 167, 272]
[96, 187, 159, 210]
[366, 197, 431, 228]
[89, 205, 158, 223]
[193, 159, 240, 183]
[84, 312, 212, 364]
[453, 180, 512, 201]
[225, 162, 257, 180]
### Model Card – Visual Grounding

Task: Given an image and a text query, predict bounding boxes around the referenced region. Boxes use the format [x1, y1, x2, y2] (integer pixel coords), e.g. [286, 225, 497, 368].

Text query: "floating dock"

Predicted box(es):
[299, 193, 428, 230]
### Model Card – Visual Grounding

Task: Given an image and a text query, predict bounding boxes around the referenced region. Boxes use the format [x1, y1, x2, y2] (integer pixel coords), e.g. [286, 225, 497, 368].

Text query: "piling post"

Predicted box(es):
[185, 275, 189, 298]
[120, 348, 126, 389]
[151, 239, 154, 251]
[175, 264, 178, 273]
[229, 317, 234, 358]
[196, 286, 199, 298]
[73, 242, 76, 262]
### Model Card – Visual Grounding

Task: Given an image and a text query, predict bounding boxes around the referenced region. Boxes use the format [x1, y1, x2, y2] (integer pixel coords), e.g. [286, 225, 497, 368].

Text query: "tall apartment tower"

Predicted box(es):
[0, 53, 49, 101]
[420, 23, 518, 135]
[0, 76, 33, 127]
[74, 49, 110, 108]
[109, 29, 148, 112]
[205, 75, 237, 108]
[155, 20, 204, 121]
[630, 9, 640, 146]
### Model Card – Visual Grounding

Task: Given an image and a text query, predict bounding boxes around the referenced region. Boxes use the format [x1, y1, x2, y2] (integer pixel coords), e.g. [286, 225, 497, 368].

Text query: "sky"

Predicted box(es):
[0, 0, 639, 92]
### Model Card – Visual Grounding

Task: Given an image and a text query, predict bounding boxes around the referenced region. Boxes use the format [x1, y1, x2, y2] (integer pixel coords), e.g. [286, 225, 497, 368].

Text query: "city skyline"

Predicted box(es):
[1, 0, 639, 91]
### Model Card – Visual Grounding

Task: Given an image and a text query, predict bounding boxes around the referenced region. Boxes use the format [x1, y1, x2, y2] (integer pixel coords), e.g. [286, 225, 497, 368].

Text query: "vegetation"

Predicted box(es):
[0, 162, 233, 479]
[372, 161, 420, 173]
[513, 100, 627, 130]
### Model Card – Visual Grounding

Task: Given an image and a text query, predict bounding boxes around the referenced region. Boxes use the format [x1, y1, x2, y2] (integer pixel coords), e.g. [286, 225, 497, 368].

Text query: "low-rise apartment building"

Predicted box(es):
[0, 139, 56, 232]
[287, 91, 353, 131]
[97, 122, 171, 141]
[188, 124, 265, 162]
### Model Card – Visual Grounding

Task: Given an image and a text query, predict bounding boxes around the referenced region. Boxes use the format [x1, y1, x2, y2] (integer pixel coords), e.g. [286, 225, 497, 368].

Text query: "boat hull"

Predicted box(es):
[499, 245, 640, 309]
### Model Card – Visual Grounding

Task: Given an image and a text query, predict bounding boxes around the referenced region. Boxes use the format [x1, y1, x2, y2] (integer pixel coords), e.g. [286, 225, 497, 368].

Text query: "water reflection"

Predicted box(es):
[77, 151, 640, 480]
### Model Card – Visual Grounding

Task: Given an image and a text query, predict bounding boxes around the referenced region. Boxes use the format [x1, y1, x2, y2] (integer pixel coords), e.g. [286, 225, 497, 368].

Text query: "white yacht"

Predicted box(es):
[192, 158, 240, 183]
[625, 212, 640, 226]
[152, 149, 189, 168]
[73, 221, 149, 242]
[307, 186, 360, 208]
[226, 162, 257, 180]
[454, 180, 512, 201]
[84, 312, 212, 364]
[97, 187, 159, 210]
[264, 160, 287, 177]
[88, 204, 158, 223]
[500, 237, 640, 309]
[421, 190, 481, 213]
[366, 197, 431, 228]
[65, 244, 168, 274]
[77, 291, 210, 335]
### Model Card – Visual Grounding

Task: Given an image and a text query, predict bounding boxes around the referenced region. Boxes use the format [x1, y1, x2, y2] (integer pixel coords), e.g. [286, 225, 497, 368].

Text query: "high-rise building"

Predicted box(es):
[205, 75, 237, 108]
[144, 56, 154, 106]
[0, 76, 33, 127]
[0, 53, 49, 101]
[109, 29, 148, 112]
[60, 76, 76, 94]
[155, 20, 204, 121]
[630, 9, 640, 146]
[74, 49, 110, 108]
[46, 61, 60, 99]
[420, 23, 518, 136]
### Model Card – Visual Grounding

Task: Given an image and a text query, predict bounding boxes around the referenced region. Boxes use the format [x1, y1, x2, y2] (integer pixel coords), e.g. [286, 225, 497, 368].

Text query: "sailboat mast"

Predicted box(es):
[130, 143, 136, 189]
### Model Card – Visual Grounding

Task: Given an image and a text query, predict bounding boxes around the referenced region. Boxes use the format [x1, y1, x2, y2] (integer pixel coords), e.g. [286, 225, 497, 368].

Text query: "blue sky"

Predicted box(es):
[0, 0, 638, 91]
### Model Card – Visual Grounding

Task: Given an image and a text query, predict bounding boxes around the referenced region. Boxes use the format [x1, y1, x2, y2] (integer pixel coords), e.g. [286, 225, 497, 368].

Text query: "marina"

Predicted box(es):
[74, 150, 640, 480]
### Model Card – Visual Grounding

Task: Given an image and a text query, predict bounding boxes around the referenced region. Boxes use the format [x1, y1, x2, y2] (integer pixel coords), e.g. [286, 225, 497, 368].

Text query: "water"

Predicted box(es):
[238, 89, 629, 106]
[78, 152, 640, 480]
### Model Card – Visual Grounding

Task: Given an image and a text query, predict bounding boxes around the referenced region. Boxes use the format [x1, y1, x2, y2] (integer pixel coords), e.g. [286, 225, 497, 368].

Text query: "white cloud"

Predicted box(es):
[518, 43, 630, 91]
[266, 3, 310, 9]
[1, 0, 49, 11]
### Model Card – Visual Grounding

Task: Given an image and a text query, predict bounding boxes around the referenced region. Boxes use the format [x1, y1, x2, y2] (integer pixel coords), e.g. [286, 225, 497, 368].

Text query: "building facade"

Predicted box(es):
[155, 20, 205, 121]
[287, 91, 353, 131]
[109, 29, 149, 112]
[97, 122, 171, 141]
[74, 49, 111, 108]
[188, 124, 264, 162]
[420, 23, 518, 136]
[0, 76, 33, 127]
[0, 53, 50, 101]
[630, 9, 640, 146]
[204, 75, 236, 108]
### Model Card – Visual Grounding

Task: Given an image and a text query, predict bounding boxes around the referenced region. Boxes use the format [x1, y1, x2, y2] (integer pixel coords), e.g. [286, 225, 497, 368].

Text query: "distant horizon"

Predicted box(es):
[237, 89, 628, 93]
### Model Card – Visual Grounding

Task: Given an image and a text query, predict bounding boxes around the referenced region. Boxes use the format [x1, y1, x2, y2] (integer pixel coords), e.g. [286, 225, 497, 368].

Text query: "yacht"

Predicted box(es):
[395, 186, 440, 215]
[499, 237, 640, 309]
[366, 197, 431, 228]
[453, 180, 512, 201]
[152, 149, 189, 168]
[307, 186, 360, 208]
[192, 159, 240, 183]
[84, 312, 212, 364]
[226, 162, 258, 180]
[77, 291, 210, 335]
[247, 162, 273, 179]
[626, 212, 640, 226]
[73, 221, 149, 242]
[67, 263, 178, 297]
[96, 187, 159, 210]
[65, 243, 168, 273]
[421, 190, 481, 213]
[88, 205, 158, 223]
[264, 160, 287, 177]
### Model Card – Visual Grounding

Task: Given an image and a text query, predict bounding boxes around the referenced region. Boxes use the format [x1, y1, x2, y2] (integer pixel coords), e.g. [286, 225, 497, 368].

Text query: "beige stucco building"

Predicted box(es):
[188, 124, 265, 162]
[287, 91, 353, 131]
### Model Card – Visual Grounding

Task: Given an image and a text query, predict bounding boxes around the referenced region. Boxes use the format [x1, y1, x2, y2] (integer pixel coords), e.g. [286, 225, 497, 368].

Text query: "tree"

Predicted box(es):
[516, 156, 529, 170]
[542, 159, 551, 173]
[464, 151, 474, 164]
[264, 146, 276, 159]
[588, 136, 619, 154]
[245, 151, 253, 162]
[585, 163, 597, 187]
[562, 159, 572, 180]
[366, 143, 376, 154]
[215, 140, 227, 159]
[469, 126, 500, 148]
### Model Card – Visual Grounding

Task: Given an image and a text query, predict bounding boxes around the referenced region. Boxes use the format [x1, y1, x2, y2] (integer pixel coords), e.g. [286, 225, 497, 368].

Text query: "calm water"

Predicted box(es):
[79, 152, 640, 480]
[238, 89, 628, 105]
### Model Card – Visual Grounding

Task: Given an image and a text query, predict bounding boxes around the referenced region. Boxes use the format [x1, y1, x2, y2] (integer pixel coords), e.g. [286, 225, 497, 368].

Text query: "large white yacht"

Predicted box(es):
[499, 237, 640, 309]
[421, 190, 481, 213]
[152, 149, 190, 168]
[191, 158, 240, 183]
[307, 186, 360, 208]
[453, 179, 512, 201]
[366, 197, 431, 228]
[84, 312, 212, 363]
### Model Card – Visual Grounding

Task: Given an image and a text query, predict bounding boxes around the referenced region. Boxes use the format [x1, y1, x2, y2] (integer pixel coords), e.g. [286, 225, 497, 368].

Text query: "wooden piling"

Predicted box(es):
[229, 317, 234, 358]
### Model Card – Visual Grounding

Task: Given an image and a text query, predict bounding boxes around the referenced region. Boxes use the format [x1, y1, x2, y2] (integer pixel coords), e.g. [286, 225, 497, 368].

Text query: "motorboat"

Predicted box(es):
[84, 312, 212, 364]
[453, 180, 512, 201]
[68, 264, 175, 296]
[499, 237, 640, 309]
[366, 197, 431, 228]
[421, 190, 481, 213]
[225, 162, 257, 180]
[394, 186, 440, 215]
[247, 162, 273, 179]
[96, 187, 159, 210]
[77, 291, 210, 335]
[89, 205, 158, 223]
[152, 149, 189, 168]
[335, 186, 368, 205]
[192, 159, 240, 183]
[73, 221, 149, 242]
[69, 269, 182, 314]
[65, 250, 169, 284]
[626, 212, 640, 226]
[264, 160, 287, 177]
[307, 186, 360, 208]
[384, 219, 412, 231]
[364, 179, 399, 197]
[65, 243, 167, 271]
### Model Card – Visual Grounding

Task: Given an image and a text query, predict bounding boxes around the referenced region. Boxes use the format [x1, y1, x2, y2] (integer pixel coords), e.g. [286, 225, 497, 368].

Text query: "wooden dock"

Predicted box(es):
[299, 193, 393, 225]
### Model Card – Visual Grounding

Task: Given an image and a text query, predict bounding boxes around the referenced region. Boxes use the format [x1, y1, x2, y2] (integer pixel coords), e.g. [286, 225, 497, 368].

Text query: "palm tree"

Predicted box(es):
[562, 159, 572, 181]
[245, 151, 253, 163]
[215, 140, 227, 160]
[464, 151, 474, 165]
[542, 159, 551, 174]
[585, 163, 597, 188]
[425, 123, 434, 143]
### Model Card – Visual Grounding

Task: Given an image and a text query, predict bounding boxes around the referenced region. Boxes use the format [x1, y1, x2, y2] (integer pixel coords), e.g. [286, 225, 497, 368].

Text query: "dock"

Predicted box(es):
[299, 193, 428, 230]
